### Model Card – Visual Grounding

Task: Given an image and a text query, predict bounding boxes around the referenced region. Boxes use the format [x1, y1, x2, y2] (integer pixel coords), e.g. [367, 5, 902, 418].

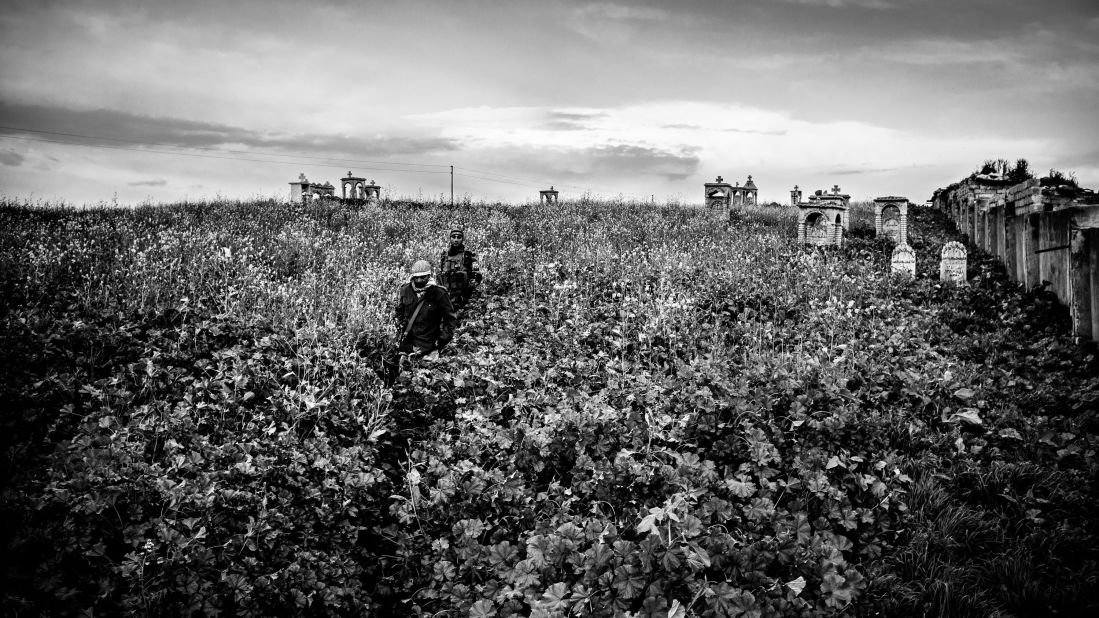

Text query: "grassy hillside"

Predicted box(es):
[1, 197, 1096, 617]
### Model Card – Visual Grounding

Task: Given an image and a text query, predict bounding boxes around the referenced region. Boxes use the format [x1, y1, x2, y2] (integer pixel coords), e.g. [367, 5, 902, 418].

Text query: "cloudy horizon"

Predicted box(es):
[2, 0, 1097, 205]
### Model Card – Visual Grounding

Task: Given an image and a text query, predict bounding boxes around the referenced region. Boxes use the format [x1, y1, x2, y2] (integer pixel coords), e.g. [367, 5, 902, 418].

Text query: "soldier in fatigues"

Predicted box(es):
[437, 224, 482, 308]
[381, 259, 457, 385]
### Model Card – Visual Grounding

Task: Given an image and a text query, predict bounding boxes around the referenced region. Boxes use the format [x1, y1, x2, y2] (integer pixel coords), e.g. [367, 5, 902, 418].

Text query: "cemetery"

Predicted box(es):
[3, 162, 1098, 617]
[289, 171, 382, 203]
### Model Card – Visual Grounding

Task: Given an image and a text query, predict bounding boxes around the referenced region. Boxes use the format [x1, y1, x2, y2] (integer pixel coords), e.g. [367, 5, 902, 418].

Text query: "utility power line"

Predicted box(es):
[0, 125, 450, 171]
[0, 124, 637, 198]
[0, 133, 450, 175]
[456, 165, 622, 195]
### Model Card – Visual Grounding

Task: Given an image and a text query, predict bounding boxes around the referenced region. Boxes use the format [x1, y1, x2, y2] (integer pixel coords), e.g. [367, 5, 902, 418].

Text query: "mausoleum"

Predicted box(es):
[796, 185, 851, 247]
[540, 186, 559, 204]
[874, 196, 909, 245]
[704, 175, 758, 208]
[289, 173, 335, 203]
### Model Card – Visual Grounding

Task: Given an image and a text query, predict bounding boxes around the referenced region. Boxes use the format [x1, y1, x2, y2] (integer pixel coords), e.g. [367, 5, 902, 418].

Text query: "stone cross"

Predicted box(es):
[299, 173, 307, 182]
[832, 185, 841, 195]
[940, 241, 968, 285]
[891, 244, 916, 278]
[716, 176, 723, 182]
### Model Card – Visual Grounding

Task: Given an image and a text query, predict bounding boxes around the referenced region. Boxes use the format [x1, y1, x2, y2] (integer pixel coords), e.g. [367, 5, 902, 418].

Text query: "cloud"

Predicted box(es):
[782, 0, 896, 8]
[871, 38, 1025, 66]
[543, 111, 608, 131]
[0, 149, 24, 166]
[0, 101, 458, 157]
[826, 166, 903, 176]
[567, 2, 674, 45]
[573, 3, 670, 21]
[660, 123, 788, 136]
[583, 143, 701, 180]
[128, 179, 167, 186]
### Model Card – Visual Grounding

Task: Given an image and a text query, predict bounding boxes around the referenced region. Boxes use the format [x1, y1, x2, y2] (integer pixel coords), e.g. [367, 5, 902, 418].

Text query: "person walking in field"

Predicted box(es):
[436, 223, 482, 308]
[381, 259, 457, 385]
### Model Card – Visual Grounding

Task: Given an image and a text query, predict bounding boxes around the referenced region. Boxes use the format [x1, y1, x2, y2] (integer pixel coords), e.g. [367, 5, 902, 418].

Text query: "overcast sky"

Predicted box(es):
[1, 0, 1097, 205]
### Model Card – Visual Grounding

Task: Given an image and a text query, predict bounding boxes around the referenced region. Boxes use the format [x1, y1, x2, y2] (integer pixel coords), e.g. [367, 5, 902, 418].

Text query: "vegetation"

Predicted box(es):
[1041, 169, 1080, 188]
[970, 159, 1036, 185]
[1, 197, 1096, 617]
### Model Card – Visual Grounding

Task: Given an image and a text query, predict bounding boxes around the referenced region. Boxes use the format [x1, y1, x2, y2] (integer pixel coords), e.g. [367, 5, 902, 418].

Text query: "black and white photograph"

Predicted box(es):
[2, 1, 1097, 616]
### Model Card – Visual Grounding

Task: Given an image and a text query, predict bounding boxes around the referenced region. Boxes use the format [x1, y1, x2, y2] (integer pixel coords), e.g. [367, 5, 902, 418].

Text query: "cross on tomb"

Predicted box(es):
[832, 185, 841, 195]
[299, 173, 307, 182]
[716, 176, 724, 182]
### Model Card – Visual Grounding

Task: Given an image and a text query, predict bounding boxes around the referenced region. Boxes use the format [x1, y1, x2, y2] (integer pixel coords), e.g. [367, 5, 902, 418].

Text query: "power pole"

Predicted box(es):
[450, 166, 454, 206]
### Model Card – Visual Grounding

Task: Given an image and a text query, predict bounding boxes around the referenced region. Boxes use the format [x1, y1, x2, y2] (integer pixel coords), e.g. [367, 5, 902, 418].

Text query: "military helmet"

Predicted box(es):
[409, 259, 432, 277]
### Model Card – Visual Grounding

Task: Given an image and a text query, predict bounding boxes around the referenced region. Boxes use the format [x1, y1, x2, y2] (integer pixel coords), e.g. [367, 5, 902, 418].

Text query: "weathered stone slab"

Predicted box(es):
[891, 243, 916, 278]
[940, 241, 968, 284]
[882, 209, 901, 242]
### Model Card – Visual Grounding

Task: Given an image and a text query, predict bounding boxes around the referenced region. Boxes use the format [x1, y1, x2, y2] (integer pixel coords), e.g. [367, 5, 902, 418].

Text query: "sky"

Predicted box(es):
[1, 0, 1097, 206]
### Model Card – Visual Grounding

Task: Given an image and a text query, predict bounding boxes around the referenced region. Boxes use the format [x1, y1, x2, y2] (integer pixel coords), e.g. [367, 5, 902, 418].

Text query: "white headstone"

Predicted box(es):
[940, 241, 967, 284]
[891, 244, 916, 278]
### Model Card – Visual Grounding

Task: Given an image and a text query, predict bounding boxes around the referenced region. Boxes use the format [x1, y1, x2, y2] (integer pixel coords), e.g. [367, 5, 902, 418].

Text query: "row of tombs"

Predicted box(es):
[932, 174, 1099, 342]
[291, 170, 911, 249]
[704, 176, 910, 247]
[288, 171, 563, 204]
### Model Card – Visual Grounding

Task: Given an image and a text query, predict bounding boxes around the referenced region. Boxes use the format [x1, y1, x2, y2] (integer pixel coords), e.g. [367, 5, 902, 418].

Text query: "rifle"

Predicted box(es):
[382, 296, 426, 385]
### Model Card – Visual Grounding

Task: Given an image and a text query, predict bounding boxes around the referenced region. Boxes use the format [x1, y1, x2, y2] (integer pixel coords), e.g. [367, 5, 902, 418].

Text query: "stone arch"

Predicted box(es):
[805, 211, 828, 243]
[881, 205, 901, 241]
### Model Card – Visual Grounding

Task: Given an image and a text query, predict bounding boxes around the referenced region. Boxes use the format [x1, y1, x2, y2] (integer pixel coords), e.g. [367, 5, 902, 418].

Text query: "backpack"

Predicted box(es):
[439, 251, 470, 292]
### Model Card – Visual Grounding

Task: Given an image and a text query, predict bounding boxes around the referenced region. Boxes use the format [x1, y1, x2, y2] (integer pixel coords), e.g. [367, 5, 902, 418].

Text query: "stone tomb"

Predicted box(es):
[874, 196, 909, 245]
[539, 186, 560, 204]
[341, 172, 381, 201]
[891, 243, 916, 278]
[704, 175, 758, 210]
[704, 176, 733, 208]
[940, 241, 968, 284]
[796, 185, 851, 247]
[798, 206, 846, 246]
[288, 173, 335, 203]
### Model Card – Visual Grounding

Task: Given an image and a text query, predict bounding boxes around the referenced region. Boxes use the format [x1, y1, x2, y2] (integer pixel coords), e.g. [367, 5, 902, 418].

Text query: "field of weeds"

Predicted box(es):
[1, 197, 1096, 617]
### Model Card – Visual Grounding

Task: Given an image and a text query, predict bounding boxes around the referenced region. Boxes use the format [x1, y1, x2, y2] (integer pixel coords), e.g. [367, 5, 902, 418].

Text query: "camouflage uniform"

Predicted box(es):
[437, 225, 482, 306]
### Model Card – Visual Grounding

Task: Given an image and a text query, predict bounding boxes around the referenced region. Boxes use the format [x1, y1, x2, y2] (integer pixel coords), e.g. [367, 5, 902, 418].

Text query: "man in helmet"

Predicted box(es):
[382, 259, 458, 385]
[437, 223, 482, 308]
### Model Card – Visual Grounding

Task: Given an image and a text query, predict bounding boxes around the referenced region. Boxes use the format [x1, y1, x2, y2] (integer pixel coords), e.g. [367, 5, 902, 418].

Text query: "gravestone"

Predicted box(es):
[891, 243, 916, 278]
[940, 241, 968, 284]
[807, 214, 830, 244]
[882, 207, 901, 242]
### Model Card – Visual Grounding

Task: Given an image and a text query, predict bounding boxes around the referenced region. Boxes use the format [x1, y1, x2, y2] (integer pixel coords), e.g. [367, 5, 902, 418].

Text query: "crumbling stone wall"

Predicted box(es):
[933, 175, 1099, 342]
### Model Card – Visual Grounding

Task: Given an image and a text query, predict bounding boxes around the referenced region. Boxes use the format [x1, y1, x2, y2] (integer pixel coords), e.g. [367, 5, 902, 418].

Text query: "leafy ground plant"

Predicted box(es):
[1, 197, 1096, 617]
